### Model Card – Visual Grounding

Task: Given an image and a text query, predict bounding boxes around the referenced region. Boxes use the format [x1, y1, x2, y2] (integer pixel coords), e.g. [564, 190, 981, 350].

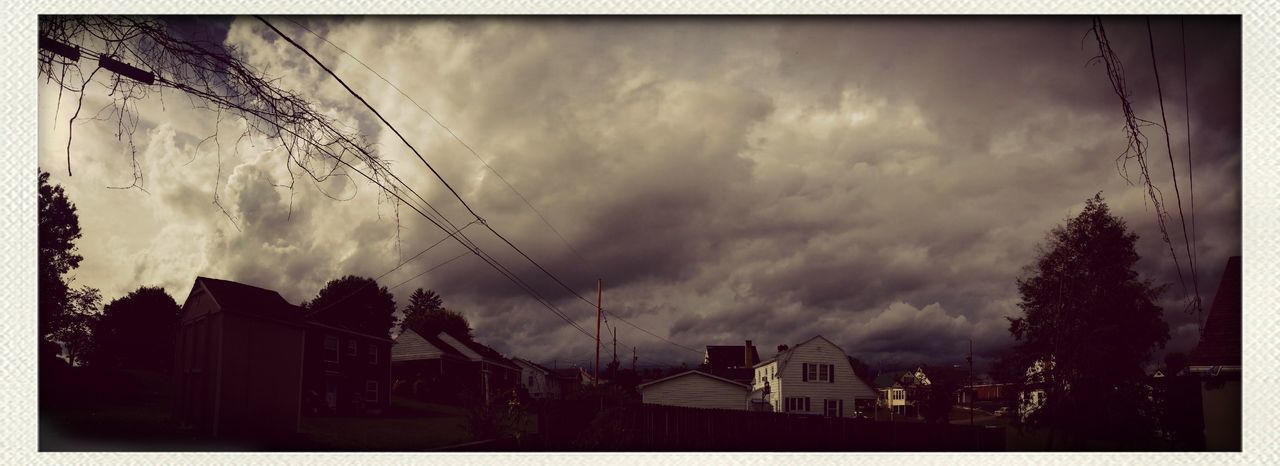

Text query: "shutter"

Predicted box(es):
[805, 397, 811, 412]
[829, 364, 835, 383]
[839, 399, 845, 417]
[802, 363, 809, 381]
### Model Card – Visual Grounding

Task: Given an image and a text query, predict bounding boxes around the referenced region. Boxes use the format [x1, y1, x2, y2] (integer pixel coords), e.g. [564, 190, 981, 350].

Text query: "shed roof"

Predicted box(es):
[195, 276, 302, 323]
[637, 370, 750, 391]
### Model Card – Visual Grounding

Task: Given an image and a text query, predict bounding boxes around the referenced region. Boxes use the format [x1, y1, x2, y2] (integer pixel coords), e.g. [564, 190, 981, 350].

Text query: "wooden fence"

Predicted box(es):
[535, 401, 1005, 451]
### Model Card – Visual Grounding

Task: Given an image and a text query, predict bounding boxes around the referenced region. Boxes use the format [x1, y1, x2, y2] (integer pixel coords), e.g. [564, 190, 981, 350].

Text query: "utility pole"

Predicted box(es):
[632, 347, 637, 373]
[968, 339, 974, 427]
[595, 278, 601, 387]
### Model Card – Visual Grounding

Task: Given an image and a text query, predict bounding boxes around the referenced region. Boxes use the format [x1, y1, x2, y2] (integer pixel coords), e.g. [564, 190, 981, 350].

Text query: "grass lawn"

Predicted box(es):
[300, 396, 473, 451]
[40, 365, 482, 451]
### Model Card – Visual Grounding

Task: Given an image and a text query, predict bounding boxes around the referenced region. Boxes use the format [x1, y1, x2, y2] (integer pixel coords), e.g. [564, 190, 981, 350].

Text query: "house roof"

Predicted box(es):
[435, 330, 518, 370]
[704, 345, 761, 369]
[1189, 256, 1242, 368]
[637, 370, 750, 391]
[392, 328, 467, 361]
[872, 372, 901, 389]
[195, 276, 303, 324]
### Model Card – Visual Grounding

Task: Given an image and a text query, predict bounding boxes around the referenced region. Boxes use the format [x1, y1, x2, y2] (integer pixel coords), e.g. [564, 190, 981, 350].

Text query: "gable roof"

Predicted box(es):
[704, 345, 761, 369]
[194, 276, 302, 324]
[637, 370, 750, 391]
[434, 331, 518, 370]
[1189, 256, 1242, 368]
[392, 327, 466, 361]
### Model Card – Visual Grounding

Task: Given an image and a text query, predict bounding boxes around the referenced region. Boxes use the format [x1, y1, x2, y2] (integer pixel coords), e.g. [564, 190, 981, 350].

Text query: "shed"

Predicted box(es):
[173, 277, 306, 438]
[638, 370, 750, 411]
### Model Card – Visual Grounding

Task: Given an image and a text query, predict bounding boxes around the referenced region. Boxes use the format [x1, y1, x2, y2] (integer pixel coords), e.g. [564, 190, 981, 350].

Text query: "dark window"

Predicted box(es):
[347, 340, 358, 356]
[368, 344, 378, 364]
[365, 380, 379, 403]
[324, 335, 339, 363]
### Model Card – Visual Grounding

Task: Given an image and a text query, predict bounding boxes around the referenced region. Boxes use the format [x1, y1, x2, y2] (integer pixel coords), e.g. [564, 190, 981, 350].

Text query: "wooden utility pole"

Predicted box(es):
[969, 339, 974, 427]
[595, 278, 602, 387]
[632, 347, 637, 372]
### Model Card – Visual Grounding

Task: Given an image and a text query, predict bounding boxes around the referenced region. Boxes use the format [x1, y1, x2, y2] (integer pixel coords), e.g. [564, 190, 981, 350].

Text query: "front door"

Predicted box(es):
[324, 376, 339, 413]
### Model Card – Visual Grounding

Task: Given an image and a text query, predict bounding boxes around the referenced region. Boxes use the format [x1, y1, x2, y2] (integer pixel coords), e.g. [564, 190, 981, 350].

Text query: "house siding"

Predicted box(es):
[641, 373, 748, 411]
[756, 337, 877, 417]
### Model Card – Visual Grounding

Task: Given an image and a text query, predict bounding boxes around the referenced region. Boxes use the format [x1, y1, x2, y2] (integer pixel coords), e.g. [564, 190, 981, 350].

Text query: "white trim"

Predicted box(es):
[637, 370, 750, 391]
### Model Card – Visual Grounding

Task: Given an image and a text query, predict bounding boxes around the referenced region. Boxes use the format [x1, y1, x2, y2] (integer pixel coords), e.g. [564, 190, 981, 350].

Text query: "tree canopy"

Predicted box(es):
[307, 275, 398, 339]
[39, 170, 101, 365]
[88, 286, 180, 372]
[1008, 193, 1169, 447]
[400, 288, 472, 340]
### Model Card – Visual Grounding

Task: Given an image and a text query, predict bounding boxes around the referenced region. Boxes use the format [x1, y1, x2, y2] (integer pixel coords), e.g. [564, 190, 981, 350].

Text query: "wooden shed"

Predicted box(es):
[638, 370, 750, 411]
[173, 277, 306, 438]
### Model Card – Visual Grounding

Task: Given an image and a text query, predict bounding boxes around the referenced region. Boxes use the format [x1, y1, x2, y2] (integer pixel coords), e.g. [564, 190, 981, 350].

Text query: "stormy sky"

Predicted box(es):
[37, 16, 1241, 373]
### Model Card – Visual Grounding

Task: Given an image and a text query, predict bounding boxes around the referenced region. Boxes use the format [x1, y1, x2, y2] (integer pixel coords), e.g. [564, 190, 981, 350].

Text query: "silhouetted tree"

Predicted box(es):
[306, 275, 397, 339]
[400, 288, 471, 339]
[88, 286, 180, 373]
[39, 170, 102, 363]
[847, 355, 873, 385]
[919, 365, 963, 423]
[1008, 193, 1169, 448]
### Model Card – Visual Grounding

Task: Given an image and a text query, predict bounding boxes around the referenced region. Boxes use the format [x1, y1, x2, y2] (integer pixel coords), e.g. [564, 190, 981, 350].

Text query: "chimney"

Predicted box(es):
[777, 344, 789, 355]
[744, 340, 753, 368]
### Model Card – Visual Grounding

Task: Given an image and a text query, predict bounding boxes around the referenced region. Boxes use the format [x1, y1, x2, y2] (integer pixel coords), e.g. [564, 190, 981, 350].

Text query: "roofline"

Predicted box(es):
[637, 370, 750, 391]
[306, 321, 393, 343]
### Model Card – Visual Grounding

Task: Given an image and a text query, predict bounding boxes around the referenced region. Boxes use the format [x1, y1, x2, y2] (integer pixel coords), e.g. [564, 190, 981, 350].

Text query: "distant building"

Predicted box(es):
[874, 367, 931, 417]
[512, 358, 579, 400]
[702, 340, 762, 384]
[389, 328, 520, 404]
[1187, 256, 1241, 451]
[638, 370, 751, 411]
[749, 336, 878, 417]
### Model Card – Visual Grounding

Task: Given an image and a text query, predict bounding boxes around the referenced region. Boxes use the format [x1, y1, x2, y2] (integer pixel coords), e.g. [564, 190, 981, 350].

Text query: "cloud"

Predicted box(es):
[38, 16, 1240, 372]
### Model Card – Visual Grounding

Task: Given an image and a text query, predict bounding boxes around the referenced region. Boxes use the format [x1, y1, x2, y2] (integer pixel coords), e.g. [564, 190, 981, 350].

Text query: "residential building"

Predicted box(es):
[873, 367, 931, 417]
[1187, 256, 1241, 451]
[513, 358, 575, 399]
[173, 277, 306, 437]
[749, 336, 878, 417]
[638, 370, 750, 411]
[702, 340, 761, 384]
[389, 327, 520, 404]
[300, 319, 393, 416]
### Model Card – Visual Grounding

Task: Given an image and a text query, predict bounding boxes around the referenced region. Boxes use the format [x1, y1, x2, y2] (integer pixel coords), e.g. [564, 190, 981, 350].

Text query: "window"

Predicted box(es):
[528, 376, 534, 386]
[807, 364, 817, 381]
[324, 335, 339, 363]
[825, 399, 844, 417]
[365, 380, 379, 403]
[785, 397, 811, 412]
[347, 340, 358, 356]
[819, 364, 829, 381]
[367, 344, 378, 364]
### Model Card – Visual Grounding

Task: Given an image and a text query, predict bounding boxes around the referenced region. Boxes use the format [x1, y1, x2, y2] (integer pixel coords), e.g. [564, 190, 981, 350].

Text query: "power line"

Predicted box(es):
[255, 17, 600, 343]
[282, 17, 601, 278]
[257, 16, 700, 355]
[1179, 17, 1204, 333]
[387, 249, 473, 291]
[1146, 17, 1202, 315]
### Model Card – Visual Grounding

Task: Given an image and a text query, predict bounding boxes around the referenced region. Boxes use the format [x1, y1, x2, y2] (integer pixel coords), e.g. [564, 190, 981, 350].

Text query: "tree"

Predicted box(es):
[307, 275, 397, 339]
[88, 286, 180, 373]
[847, 355, 873, 385]
[400, 288, 472, 339]
[39, 170, 102, 364]
[1007, 193, 1169, 448]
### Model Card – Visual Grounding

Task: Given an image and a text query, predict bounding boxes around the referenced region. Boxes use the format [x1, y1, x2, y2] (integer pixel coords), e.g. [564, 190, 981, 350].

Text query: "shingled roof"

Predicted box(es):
[196, 276, 302, 323]
[1189, 256, 1242, 368]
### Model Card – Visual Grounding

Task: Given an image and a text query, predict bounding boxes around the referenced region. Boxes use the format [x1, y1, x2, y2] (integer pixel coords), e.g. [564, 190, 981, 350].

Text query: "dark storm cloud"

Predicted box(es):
[39, 16, 1240, 372]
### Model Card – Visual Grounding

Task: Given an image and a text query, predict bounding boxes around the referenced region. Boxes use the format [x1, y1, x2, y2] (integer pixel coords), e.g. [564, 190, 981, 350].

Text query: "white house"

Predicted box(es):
[750, 335, 878, 417]
[512, 358, 554, 399]
[639, 370, 751, 411]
